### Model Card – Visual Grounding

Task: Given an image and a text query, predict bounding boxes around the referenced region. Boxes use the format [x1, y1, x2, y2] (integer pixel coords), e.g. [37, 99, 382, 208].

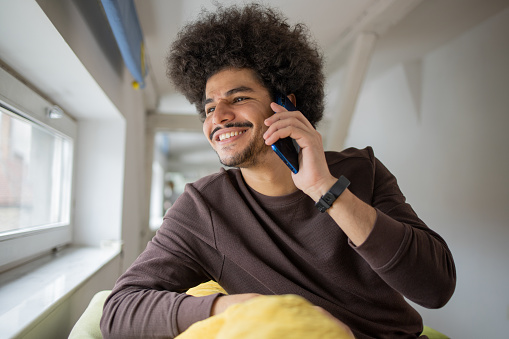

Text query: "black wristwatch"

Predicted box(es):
[315, 175, 350, 213]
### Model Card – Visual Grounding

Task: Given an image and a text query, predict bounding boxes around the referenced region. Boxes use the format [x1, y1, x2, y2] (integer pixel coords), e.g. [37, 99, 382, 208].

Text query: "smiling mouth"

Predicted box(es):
[218, 130, 246, 141]
[210, 122, 253, 141]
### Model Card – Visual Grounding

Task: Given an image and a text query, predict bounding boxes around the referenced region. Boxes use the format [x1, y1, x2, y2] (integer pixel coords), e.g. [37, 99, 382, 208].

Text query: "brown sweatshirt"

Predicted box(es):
[100, 147, 456, 339]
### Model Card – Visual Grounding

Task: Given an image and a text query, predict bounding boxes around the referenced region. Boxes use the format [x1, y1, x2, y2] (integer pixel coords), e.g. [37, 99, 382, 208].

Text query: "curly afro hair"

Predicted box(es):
[167, 3, 325, 127]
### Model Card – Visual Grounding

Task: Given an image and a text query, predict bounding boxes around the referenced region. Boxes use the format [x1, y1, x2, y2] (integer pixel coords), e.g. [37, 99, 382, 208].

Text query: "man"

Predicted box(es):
[101, 4, 456, 338]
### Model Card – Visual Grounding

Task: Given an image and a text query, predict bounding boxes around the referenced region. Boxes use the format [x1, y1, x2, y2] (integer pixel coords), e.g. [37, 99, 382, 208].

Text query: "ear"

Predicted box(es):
[287, 93, 297, 107]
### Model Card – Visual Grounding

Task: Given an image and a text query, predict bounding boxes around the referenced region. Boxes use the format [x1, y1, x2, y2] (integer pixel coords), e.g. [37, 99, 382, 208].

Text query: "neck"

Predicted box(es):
[240, 156, 298, 196]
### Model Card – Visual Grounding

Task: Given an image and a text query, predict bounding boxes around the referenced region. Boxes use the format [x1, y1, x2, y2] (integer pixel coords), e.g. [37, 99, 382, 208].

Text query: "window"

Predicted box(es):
[0, 107, 73, 234]
[0, 66, 76, 272]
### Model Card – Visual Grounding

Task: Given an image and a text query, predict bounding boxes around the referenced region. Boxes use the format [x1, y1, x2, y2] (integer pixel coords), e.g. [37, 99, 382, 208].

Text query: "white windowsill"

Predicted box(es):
[0, 244, 121, 338]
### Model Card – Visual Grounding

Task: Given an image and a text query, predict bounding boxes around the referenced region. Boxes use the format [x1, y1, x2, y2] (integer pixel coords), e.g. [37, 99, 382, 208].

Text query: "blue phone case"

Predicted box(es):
[271, 94, 300, 173]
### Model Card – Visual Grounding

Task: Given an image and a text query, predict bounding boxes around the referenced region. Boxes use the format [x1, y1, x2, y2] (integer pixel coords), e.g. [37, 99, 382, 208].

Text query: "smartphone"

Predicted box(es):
[271, 93, 300, 173]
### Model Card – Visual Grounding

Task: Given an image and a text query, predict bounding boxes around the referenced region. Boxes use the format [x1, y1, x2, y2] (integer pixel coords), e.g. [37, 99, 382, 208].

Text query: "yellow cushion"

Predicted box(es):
[186, 280, 228, 297]
[69, 281, 448, 339]
[176, 294, 354, 339]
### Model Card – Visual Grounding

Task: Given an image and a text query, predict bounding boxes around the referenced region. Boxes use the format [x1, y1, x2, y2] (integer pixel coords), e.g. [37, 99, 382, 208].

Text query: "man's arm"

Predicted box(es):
[347, 151, 456, 308]
[264, 103, 375, 245]
[210, 293, 261, 316]
[100, 187, 224, 338]
[264, 104, 456, 308]
[100, 243, 221, 338]
[302, 152, 455, 308]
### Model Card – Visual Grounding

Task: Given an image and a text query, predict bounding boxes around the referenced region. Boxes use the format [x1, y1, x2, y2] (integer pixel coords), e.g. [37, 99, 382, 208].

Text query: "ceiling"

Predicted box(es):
[135, 0, 508, 113]
[135, 0, 378, 112]
[132, 0, 509, 175]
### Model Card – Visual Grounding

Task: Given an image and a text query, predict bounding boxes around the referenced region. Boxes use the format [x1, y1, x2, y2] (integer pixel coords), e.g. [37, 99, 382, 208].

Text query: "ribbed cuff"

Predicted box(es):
[176, 293, 224, 334]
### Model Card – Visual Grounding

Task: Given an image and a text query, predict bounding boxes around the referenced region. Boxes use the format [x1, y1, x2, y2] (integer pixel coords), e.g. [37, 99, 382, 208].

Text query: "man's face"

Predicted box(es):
[203, 68, 274, 168]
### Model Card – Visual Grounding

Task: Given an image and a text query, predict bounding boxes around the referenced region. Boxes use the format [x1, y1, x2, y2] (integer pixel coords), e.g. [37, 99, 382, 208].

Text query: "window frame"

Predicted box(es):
[0, 66, 77, 272]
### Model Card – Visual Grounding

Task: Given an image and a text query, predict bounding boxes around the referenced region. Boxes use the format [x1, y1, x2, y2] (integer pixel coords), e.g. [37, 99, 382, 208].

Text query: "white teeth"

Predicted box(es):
[219, 130, 244, 141]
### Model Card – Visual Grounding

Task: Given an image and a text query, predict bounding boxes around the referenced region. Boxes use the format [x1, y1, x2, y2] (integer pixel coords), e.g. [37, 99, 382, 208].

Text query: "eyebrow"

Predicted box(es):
[204, 86, 255, 105]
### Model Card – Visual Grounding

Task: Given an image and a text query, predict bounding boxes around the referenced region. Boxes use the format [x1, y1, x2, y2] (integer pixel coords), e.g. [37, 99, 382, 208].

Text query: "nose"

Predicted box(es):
[212, 100, 234, 125]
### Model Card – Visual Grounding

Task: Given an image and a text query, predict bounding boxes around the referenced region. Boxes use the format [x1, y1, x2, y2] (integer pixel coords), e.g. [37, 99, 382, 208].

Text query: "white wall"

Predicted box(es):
[73, 120, 125, 246]
[345, 7, 509, 338]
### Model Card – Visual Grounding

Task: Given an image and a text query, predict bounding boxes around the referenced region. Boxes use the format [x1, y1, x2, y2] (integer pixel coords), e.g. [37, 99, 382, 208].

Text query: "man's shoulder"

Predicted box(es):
[171, 168, 241, 215]
[325, 146, 375, 166]
[189, 167, 241, 193]
[325, 147, 379, 195]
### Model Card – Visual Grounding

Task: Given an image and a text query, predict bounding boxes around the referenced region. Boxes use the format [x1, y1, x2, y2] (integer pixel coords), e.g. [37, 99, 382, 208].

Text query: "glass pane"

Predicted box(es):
[0, 107, 73, 234]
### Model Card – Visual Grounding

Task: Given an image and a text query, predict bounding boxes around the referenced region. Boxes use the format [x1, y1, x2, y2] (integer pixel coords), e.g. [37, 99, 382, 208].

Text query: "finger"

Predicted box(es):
[263, 121, 310, 146]
[269, 102, 287, 113]
[265, 110, 311, 135]
[265, 115, 308, 134]
[266, 108, 303, 125]
[264, 126, 293, 145]
[264, 114, 318, 144]
[266, 105, 315, 130]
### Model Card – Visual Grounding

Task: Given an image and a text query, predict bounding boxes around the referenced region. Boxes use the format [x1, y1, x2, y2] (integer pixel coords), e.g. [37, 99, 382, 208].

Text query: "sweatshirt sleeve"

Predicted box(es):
[100, 185, 224, 339]
[350, 148, 456, 309]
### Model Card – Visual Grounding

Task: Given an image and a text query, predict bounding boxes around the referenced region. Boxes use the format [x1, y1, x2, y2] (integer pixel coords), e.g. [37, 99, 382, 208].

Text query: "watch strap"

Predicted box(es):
[315, 175, 350, 213]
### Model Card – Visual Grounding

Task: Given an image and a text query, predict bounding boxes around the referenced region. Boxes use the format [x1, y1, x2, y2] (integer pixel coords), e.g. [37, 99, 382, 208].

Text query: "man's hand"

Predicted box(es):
[210, 293, 261, 316]
[264, 102, 376, 246]
[264, 102, 335, 201]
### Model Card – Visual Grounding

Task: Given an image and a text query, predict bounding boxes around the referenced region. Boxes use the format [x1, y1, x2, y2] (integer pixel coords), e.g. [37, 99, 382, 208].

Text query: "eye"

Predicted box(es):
[233, 96, 249, 103]
[205, 106, 215, 116]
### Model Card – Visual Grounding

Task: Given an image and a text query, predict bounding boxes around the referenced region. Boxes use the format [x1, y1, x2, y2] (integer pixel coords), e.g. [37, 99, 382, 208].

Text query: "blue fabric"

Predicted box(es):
[101, 0, 147, 88]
